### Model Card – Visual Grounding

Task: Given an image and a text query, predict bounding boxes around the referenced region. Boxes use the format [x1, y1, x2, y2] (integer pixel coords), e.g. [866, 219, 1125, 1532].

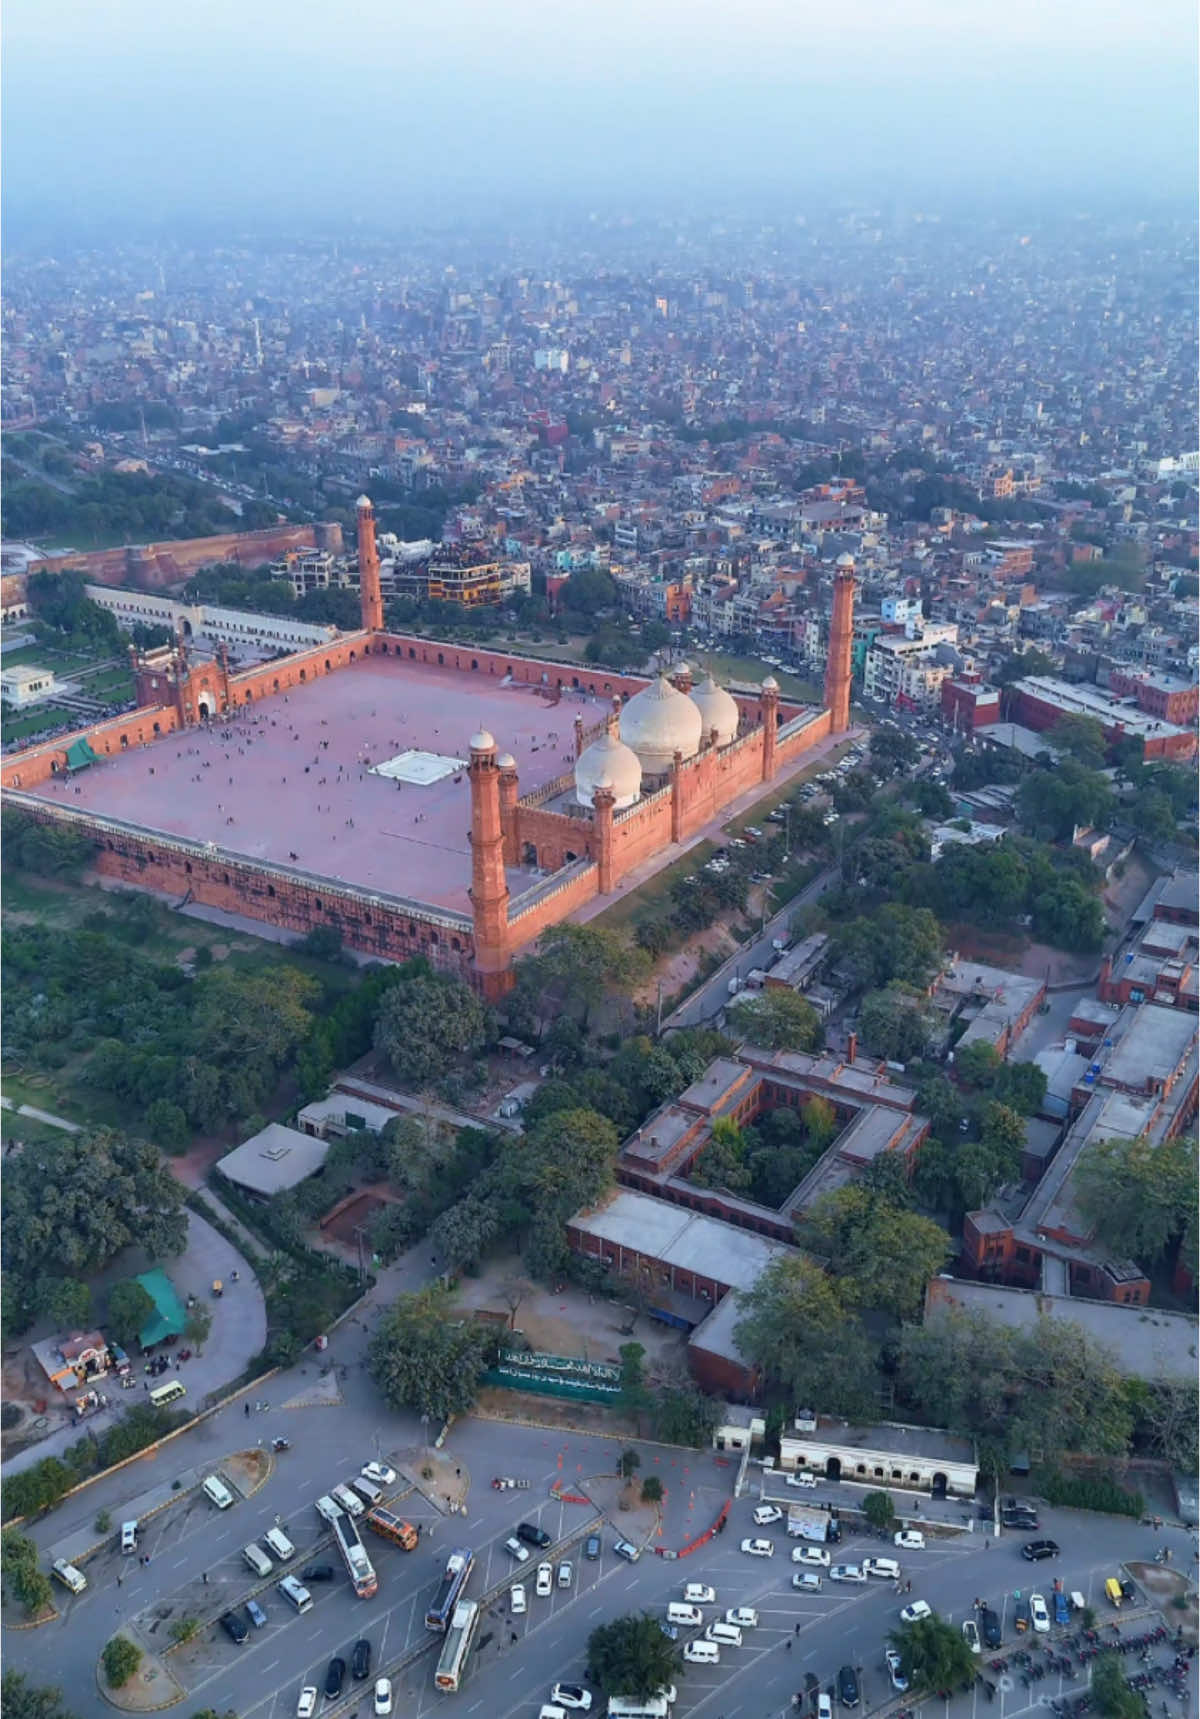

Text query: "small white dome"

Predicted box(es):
[356, 494, 373, 509]
[575, 728, 642, 810]
[470, 729, 496, 752]
[836, 552, 855, 568]
[761, 675, 780, 693]
[690, 674, 740, 746]
[619, 674, 703, 774]
[496, 752, 516, 770]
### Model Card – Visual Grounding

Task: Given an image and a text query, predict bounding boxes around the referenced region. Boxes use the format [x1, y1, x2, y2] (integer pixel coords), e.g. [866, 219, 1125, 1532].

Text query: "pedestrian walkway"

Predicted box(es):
[0, 1095, 81, 1133]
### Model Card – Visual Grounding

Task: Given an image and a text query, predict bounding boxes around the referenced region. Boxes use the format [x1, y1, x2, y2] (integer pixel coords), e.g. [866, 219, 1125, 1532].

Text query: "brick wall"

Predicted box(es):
[27, 524, 322, 589]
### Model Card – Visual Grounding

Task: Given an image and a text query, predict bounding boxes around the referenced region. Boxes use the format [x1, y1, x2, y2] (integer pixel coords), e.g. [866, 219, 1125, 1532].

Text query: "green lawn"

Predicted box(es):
[691, 650, 822, 703]
[1, 704, 78, 745]
[590, 839, 719, 933]
[79, 666, 135, 700]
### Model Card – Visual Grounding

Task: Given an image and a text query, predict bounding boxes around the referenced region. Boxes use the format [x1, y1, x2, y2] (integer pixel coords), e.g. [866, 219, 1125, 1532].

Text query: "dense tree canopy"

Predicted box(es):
[803, 1184, 951, 1318]
[586, 1613, 681, 1701]
[860, 983, 938, 1062]
[1016, 759, 1115, 842]
[373, 973, 489, 1087]
[368, 1286, 495, 1422]
[1074, 1134, 1196, 1268]
[889, 1610, 978, 1694]
[733, 989, 823, 1052]
[1, 1671, 78, 1719]
[835, 904, 943, 990]
[735, 1255, 879, 1420]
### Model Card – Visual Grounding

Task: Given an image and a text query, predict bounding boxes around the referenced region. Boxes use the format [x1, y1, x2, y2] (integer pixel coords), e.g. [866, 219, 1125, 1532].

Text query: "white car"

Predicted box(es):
[894, 1530, 925, 1551]
[557, 1560, 574, 1589]
[787, 1470, 818, 1489]
[683, 1583, 716, 1603]
[550, 1685, 593, 1711]
[818, 1694, 834, 1719]
[885, 1649, 909, 1692]
[740, 1538, 775, 1558]
[753, 1504, 783, 1526]
[296, 1692, 318, 1719]
[792, 1545, 831, 1567]
[510, 1583, 527, 1615]
[726, 1606, 758, 1628]
[503, 1536, 530, 1562]
[962, 1619, 980, 1655]
[863, 1557, 901, 1580]
[373, 1678, 393, 1717]
[793, 1572, 823, 1592]
[535, 1562, 553, 1597]
[900, 1600, 932, 1624]
[1030, 1593, 1050, 1634]
[684, 1641, 719, 1664]
[362, 1462, 397, 1487]
[830, 1563, 867, 1584]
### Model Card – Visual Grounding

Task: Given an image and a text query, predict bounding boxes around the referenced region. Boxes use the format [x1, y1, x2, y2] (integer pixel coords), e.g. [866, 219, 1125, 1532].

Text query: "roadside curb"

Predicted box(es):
[94, 1641, 185, 1713]
[2, 1601, 59, 1631]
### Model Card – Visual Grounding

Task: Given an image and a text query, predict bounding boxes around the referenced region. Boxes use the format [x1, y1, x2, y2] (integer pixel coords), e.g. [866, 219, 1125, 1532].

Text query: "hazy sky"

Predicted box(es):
[4, 0, 1196, 231]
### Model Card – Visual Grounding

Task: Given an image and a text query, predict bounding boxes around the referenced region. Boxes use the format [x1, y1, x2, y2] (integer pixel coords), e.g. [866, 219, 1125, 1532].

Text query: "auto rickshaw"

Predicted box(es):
[212, 1279, 224, 1299]
[1104, 1576, 1123, 1608]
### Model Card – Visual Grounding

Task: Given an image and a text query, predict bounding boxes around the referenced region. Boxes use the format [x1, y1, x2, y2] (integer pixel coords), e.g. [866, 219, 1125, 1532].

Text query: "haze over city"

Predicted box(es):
[3, 0, 1198, 232]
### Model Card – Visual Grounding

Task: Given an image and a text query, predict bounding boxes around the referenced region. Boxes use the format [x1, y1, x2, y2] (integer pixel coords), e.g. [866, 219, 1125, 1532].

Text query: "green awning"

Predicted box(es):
[136, 1269, 187, 1348]
[65, 737, 100, 772]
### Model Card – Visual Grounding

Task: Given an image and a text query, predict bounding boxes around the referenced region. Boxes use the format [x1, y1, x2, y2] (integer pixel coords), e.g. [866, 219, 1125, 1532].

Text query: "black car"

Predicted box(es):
[584, 1533, 601, 1561]
[981, 1608, 1002, 1649]
[302, 1563, 336, 1582]
[1022, 1539, 1060, 1562]
[838, 1666, 860, 1708]
[1003, 1510, 1039, 1530]
[516, 1521, 551, 1549]
[219, 1611, 248, 1645]
[325, 1657, 346, 1699]
[352, 1639, 371, 1680]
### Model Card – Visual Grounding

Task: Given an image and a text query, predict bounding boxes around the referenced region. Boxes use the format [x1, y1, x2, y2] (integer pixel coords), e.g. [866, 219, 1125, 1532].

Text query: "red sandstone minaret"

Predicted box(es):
[824, 554, 856, 735]
[356, 494, 383, 632]
[468, 730, 512, 995]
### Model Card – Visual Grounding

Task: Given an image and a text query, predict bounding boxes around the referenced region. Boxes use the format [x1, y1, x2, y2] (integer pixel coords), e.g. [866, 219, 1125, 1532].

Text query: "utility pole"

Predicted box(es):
[656, 980, 664, 1037]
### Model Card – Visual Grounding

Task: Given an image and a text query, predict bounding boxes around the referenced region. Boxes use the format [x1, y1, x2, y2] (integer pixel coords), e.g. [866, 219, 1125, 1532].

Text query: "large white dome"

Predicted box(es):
[690, 674, 740, 746]
[619, 674, 703, 773]
[575, 728, 642, 810]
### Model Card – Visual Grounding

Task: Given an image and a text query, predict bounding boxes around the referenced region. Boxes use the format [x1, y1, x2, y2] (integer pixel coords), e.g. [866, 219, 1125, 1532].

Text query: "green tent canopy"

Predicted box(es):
[65, 737, 101, 772]
[136, 1269, 187, 1349]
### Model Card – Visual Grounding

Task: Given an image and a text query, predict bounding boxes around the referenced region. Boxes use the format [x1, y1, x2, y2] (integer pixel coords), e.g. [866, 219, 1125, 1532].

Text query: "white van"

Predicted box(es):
[331, 1483, 366, 1518]
[314, 1494, 344, 1527]
[707, 1620, 743, 1647]
[351, 1475, 384, 1506]
[277, 1574, 313, 1613]
[203, 1475, 235, 1510]
[666, 1602, 704, 1628]
[538, 1707, 569, 1719]
[120, 1520, 138, 1555]
[243, 1542, 274, 1578]
[263, 1526, 295, 1562]
[683, 1640, 720, 1665]
[51, 1559, 87, 1595]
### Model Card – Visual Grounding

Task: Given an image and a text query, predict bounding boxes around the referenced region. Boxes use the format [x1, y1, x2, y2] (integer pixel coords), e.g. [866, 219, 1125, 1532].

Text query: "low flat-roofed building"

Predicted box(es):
[32, 1330, 112, 1394]
[765, 932, 830, 993]
[779, 1415, 978, 1497]
[930, 959, 1046, 1057]
[712, 1402, 766, 1453]
[1, 663, 57, 706]
[216, 1122, 331, 1198]
[296, 1092, 396, 1139]
[924, 1277, 1198, 1385]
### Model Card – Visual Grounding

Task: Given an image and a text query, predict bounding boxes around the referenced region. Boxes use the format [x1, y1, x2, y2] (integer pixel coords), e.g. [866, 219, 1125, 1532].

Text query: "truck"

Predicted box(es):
[787, 1503, 832, 1544]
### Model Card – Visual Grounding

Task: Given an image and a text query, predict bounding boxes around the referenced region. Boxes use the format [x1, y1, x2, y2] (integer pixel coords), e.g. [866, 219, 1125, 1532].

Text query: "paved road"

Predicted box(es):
[664, 865, 840, 1032]
[8, 1366, 1191, 1719]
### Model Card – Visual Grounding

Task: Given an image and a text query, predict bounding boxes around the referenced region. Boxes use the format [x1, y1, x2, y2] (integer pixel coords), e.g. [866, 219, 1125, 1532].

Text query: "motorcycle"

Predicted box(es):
[272, 1437, 291, 1452]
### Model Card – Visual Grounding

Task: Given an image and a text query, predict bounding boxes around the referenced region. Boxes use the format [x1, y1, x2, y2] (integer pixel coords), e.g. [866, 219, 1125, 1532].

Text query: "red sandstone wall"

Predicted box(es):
[505, 861, 601, 956]
[1, 705, 181, 790]
[8, 796, 476, 977]
[28, 525, 320, 590]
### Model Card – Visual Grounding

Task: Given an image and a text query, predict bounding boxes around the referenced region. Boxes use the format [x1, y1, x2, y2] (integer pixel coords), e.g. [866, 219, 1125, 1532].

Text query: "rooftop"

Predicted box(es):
[216, 1122, 332, 1196]
[785, 1416, 977, 1465]
[570, 1186, 792, 1293]
[925, 1278, 1199, 1384]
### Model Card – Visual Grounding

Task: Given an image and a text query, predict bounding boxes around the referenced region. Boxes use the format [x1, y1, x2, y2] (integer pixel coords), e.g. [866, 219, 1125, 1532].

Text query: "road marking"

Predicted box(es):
[588, 1603, 604, 1617]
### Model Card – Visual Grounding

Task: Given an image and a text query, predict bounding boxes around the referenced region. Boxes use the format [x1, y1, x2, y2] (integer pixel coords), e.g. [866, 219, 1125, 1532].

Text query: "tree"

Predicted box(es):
[836, 904, 942, 990]
[169, 1617, 200, 1644]
[734, 1255, 879, 1420]
[1053, 714, 1109, 770]
[955, 1042, 1002, 1090]
[1130, 787, 1179, 844]
[2, 1127, 186, 1332]
[640, 1475, 664, 1504]
[35, 1277, 92, 1331]
[862, 1490, 896, 1532]
[993, 1060, 1047, 1117]
[1074, 1135, 1196, 1266]
[653, 1386, 718, 1449]
[803, 1185, 951, 1318]
[900, 1308, 1131, 1475]
[691, 1116, 753, 1192]
[1090, 1652, 1144, 1719]
[106, 1280, 156, 1349]
[586, 1612, 680, 1701]
[499, 1274, 533, 1330]
[860, 984, 937, 1062]
[101, 1638, 143, 1689]
[373, 975, 488, 1087]
[367, 1287, 493, 1423]
[184, 1301, 212, 1355]
[979, 1101, 1026, 1159]
[144, 1099, 190, 1151]
[618, 1344, 651, 1429]
[1, 1672, 78, 1719]
[617, 1448, 642, 1481]
[889, 1609, 977, 1694]
[733, 990, 823, 1052]
[870, 729, 920, 777]
[1016, 760, 1114, 842]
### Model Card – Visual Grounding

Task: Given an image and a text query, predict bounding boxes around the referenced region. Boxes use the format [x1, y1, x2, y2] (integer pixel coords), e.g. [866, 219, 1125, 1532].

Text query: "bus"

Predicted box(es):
[364, 1506, 419, 1551]
[148, 1380, 187, 1408]
[332, 1510, 379, 1599]
[434, 1598, 479, 1693]
[607, 1699, 672, 1719]
[425, 1548, 473, 1632]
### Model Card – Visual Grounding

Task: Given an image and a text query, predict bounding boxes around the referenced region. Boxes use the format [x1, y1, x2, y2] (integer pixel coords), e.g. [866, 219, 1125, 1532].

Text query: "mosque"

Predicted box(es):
[1, 499, 856, 996]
